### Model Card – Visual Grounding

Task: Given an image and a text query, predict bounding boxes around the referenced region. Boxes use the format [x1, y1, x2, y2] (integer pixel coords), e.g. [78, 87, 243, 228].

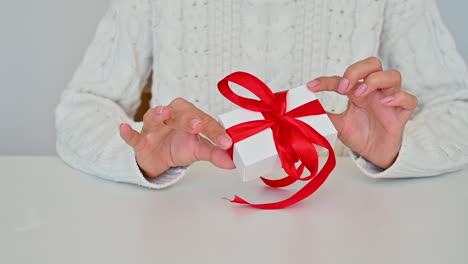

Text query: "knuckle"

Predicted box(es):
[200, 117, 224, 136]
[170, 97, 190, 107]
[366, 75, 379, 88]
[316, 76, 329, 85]
[171, 97, 185, 105]
[142, 112, 149, 121]
[143, 107, 158, 123]
[389, 70, 402, 81]
[367, 56, 382, 68]
[330, 75, 341, 83]
[202, 116, 222, 132]
[201, 114, 216, 124]
[142, 108, 155, 121]
[345, 67, 360, 80]
[314, 76, 326, 83]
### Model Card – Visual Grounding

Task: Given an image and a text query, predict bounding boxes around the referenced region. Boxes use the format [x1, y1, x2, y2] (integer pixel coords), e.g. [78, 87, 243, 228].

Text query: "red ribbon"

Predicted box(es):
[218, 72, 336, 209]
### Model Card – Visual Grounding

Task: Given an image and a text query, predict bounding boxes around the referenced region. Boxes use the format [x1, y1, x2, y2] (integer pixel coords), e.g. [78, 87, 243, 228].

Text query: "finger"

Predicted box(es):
[163, 98, 204, 133]
[165, 98, 233, 149]
[119, 123, 146, 152]
[308, 75, 364, 98]
[353, 70, 402, 97]
[307, 76, 341, 92]
[381, 91, 419, 122]
[380, 91, 419, 111]
[340, 57, 383, 93]
[194, 136, 235, 169]
[142, 106, 170, 131]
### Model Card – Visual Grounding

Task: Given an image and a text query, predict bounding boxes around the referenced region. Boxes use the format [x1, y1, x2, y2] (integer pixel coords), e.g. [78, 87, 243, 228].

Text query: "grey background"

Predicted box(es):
[0, 0, 467, 155]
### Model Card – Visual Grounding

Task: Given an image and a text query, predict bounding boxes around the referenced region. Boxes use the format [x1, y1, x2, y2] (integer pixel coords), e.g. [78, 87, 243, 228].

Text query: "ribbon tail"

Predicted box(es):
[229, 153, 335, 210]
[230, 195, 249, 205]
[260, 163, 305, 187]
[261, 175, 297, 188]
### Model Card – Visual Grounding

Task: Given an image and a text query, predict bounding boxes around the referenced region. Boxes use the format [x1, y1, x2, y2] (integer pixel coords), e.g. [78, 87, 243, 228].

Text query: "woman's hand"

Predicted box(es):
[307, 57, 418, 169]
[119, 98, 235, 177]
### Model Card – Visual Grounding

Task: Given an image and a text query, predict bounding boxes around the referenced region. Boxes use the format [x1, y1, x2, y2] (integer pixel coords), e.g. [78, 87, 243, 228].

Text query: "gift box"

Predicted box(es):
[219, 85, 337, 182]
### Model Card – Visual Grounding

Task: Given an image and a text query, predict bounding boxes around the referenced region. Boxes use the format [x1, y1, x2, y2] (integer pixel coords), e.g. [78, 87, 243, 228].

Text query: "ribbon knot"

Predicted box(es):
[265, 112, 286, 122]
[218, 72, 336, 209]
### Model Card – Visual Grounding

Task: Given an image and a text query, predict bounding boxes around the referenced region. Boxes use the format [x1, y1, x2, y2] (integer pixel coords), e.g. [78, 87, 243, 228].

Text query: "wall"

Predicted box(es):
[0, 0, 466, 155]
[437, 1, 468, 61]
[0, 0, 111, 154]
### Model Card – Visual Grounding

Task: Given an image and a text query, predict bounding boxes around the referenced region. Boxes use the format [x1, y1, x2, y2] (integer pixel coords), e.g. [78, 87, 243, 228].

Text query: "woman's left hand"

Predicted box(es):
[307, 57, 418, 169]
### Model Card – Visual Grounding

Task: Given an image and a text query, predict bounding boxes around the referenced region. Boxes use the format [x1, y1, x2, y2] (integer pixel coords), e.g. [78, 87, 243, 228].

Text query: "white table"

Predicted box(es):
[1, 156, 467, 264]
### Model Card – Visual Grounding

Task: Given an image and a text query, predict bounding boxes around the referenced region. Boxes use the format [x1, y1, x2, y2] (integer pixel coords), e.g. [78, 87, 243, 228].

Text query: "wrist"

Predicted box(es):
[360, 149, 399, 169]
[135, 155, 171, 178]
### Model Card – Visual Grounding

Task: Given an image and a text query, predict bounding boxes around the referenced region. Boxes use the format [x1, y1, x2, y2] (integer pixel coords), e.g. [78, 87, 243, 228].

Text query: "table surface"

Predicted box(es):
[1, 156, 467, 264]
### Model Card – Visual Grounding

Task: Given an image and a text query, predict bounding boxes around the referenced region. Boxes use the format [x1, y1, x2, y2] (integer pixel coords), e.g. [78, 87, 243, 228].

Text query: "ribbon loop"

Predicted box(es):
[218, 72, 280, 112]
[218, 72, 336, 209]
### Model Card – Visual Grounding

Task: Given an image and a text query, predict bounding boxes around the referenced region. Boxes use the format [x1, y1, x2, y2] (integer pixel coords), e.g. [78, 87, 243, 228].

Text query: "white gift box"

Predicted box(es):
[218, 85, 337, 182]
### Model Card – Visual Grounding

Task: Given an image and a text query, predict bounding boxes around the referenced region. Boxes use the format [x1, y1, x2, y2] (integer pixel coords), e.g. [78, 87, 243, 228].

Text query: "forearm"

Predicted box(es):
[56, 90, 142, 181]
[56, 90, 188, 188]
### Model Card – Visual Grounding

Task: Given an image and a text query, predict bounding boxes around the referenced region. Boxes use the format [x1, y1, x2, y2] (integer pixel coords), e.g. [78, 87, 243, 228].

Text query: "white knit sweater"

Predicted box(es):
[56, 0, 468, 189]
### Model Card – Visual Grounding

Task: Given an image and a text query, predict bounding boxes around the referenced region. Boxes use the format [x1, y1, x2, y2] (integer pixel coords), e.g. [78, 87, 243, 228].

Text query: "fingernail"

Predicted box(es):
[190, 119, 202, 130]
[354, 83, 368, 97]
[381, 96, 394, 104]
[338, 78, 350, 93]
[157, 106, 165, 115]
[217, 135, 232, 149]
[307, 80, 320, 89]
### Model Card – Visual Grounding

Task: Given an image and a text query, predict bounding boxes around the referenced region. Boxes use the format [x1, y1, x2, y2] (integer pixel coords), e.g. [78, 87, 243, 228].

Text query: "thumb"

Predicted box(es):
[210, 148, 236, 169]
[119, 123, 146, 152]
[194, 137, 235, 169]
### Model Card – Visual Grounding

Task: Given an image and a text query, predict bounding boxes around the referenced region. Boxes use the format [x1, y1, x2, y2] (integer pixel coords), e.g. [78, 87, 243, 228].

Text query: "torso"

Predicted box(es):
[149, 0, 387, 155]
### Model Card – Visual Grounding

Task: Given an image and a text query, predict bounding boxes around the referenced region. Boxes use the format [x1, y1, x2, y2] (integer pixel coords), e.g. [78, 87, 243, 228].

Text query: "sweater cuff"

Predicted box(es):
[122, 158, 189, 189]
[348, 131, 419, 178]
[114, 122, 188, 189]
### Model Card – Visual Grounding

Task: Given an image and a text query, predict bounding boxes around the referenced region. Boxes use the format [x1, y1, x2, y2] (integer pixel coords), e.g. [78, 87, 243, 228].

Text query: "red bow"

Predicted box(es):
[218, 72, 336, 209]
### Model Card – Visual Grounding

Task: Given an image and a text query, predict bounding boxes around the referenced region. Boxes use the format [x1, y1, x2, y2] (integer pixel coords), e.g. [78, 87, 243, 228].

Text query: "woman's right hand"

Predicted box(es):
[119, 98, 235, 178]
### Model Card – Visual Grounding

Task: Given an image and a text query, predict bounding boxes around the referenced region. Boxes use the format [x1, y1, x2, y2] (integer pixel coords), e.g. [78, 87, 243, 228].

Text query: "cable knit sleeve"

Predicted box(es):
[351, 0, 468, 178]
[55, 0, 187, 188]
